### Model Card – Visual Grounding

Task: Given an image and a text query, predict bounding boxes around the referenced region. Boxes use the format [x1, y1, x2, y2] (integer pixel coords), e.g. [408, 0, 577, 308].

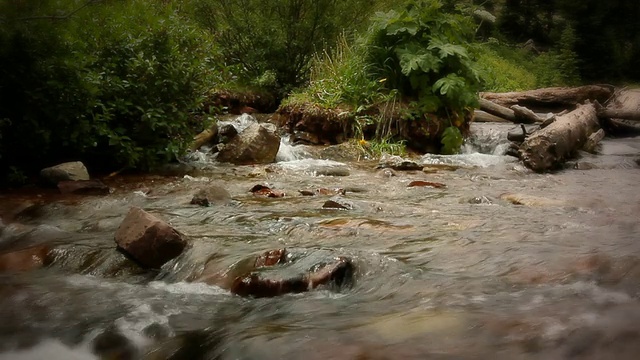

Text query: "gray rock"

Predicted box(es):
[115, 207, 187, 268]
[190, 186, 231, 206]
[40, 161, 89, 185]
[217, 123, 281, 164]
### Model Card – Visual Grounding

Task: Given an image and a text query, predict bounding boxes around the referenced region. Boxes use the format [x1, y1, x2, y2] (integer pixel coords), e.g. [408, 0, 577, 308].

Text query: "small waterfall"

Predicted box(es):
[276, 135, 310, 162]
[420, 123, 517, 168]
[462, 123, 514, 155]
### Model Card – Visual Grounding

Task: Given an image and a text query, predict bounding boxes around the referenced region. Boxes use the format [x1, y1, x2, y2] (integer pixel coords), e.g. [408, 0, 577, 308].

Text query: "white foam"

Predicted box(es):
[147, 281, 227, 295]
[0, 340, 97, 360]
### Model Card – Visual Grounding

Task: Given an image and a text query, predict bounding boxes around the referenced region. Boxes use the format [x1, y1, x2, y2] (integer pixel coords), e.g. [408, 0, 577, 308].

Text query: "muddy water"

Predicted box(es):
[1, 121, 640, 359]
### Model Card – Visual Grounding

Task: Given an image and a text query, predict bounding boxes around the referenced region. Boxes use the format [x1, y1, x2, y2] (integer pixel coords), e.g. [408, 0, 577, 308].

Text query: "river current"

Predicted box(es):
[1, 119, 639, 359]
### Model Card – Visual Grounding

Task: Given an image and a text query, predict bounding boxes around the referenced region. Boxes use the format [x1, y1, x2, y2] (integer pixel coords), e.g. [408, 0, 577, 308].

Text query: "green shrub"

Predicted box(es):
[191, 0, 383, 95]
[0, 0, 221, 180]
[365, 0, 481, 116]
[284, 34, 383, 109]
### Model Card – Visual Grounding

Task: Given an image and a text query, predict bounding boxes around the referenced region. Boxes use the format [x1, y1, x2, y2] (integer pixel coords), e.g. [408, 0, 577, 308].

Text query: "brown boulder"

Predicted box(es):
[114, 207, 187, 268]
[0, 244, 51, 273]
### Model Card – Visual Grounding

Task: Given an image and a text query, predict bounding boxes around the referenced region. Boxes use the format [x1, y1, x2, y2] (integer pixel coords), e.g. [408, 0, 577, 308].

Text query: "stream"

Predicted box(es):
[1, 119, 640, 359]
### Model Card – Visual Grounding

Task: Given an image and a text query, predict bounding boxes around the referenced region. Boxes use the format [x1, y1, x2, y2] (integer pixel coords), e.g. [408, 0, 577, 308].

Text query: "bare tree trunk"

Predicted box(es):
[519, 103, 600, 172]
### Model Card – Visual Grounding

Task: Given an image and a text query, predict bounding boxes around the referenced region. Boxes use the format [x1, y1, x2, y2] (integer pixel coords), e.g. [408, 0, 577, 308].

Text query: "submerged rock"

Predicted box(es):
[190, 186, 231, 206]
[230, 256, 354, 298]
[40, 161, 90, 185]
[217, 123, 280, 164]
[250, 184, 285, 198]
[407, 180, 446, 188]
[114, 207, 187, 268]
[57, 179, 111, 195]
[322, 196, 354, 210]
[377, 154, 423, 171]
[0, 244, 51, 273]
[92, 327, 138, 360]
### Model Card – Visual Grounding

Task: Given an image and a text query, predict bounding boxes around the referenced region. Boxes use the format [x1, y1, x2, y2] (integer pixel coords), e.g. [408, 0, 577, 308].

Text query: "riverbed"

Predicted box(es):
[1, 121, 639, 359]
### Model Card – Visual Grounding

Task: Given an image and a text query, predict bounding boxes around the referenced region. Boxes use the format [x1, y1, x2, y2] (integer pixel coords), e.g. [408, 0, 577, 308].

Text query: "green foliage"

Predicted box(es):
[359, 138, 408, 158]
[366, 0, 481, 116]
[475, 38, 580, 92]
[475, 42, 536, 92]
[284, 34, 383, 109]
[440, 126, 463, 155]
[0, 0, 221, 179]
[191, 0, 382, 95]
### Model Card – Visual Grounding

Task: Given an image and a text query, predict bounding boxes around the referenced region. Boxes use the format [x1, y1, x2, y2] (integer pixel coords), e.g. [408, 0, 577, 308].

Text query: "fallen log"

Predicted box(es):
[473, 110, 509, 123]
[481, 85, 615, 110]
[479, 98, 542, 124]
[190, 123, 219, 151]
[519, 102, 600, 172]
[597, 88, 640, 122]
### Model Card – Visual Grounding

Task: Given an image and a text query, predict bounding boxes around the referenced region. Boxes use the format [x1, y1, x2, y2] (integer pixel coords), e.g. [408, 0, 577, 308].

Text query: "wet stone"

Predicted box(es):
[377, 154, 423, 171]
[467, 196, 493, 205]
[190, 186, 231, 206]
[57, 179, 111, 195]
[92, 328, 138, 360]
[407, 180, 446, 188]
[250, 184, 285, 198]
[114, 207, 187, 269]
[322, 196, 354, 210]
[230, 256, 355, 298]
[143, 323, 171, 341]
[0, 244, 52, 273]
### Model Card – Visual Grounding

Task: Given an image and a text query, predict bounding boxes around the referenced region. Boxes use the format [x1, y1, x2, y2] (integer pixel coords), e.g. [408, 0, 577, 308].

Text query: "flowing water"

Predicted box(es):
[1, 119, 640, 360]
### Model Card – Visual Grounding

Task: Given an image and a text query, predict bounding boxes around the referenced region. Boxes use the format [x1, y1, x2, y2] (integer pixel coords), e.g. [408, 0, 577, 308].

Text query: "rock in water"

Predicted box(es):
[376, 154, 423, 171]
[322, 196, 354, 210]
[190, 186, 231, 206]
[114, 207, 187, 268]
[40, 161, 90, 185]
[217, 123, 280, 164]
[57, 179, 111, 195]
[0, 244, 52, 273]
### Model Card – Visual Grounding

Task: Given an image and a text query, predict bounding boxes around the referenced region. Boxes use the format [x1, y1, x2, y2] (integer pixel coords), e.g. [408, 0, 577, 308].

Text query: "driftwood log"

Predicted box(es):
[473, 110, 509, 123]
[519, 103, 600, 172]
[597, 88, 640, 135]
[481, 85, 615, 110]
[479, 98, 545, 124]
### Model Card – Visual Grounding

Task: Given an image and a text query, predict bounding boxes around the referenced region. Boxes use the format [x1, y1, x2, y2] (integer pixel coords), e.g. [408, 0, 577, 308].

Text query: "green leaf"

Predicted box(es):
[428, 38, 468, 59]
[441, 126, 463, 155]
[395, 43, 441, 76]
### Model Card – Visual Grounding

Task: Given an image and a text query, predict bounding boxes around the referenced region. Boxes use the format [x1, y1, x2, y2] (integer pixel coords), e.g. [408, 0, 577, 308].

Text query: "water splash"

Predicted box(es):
[276, 135, 310, 162]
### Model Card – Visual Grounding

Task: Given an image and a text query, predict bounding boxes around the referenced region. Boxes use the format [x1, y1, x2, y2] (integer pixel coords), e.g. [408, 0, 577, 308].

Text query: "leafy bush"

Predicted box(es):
[366, 0, 482, 117]
[191, 0, 383, 95]
[284, 34, 383, 109]
[0, 0, 221, 180]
